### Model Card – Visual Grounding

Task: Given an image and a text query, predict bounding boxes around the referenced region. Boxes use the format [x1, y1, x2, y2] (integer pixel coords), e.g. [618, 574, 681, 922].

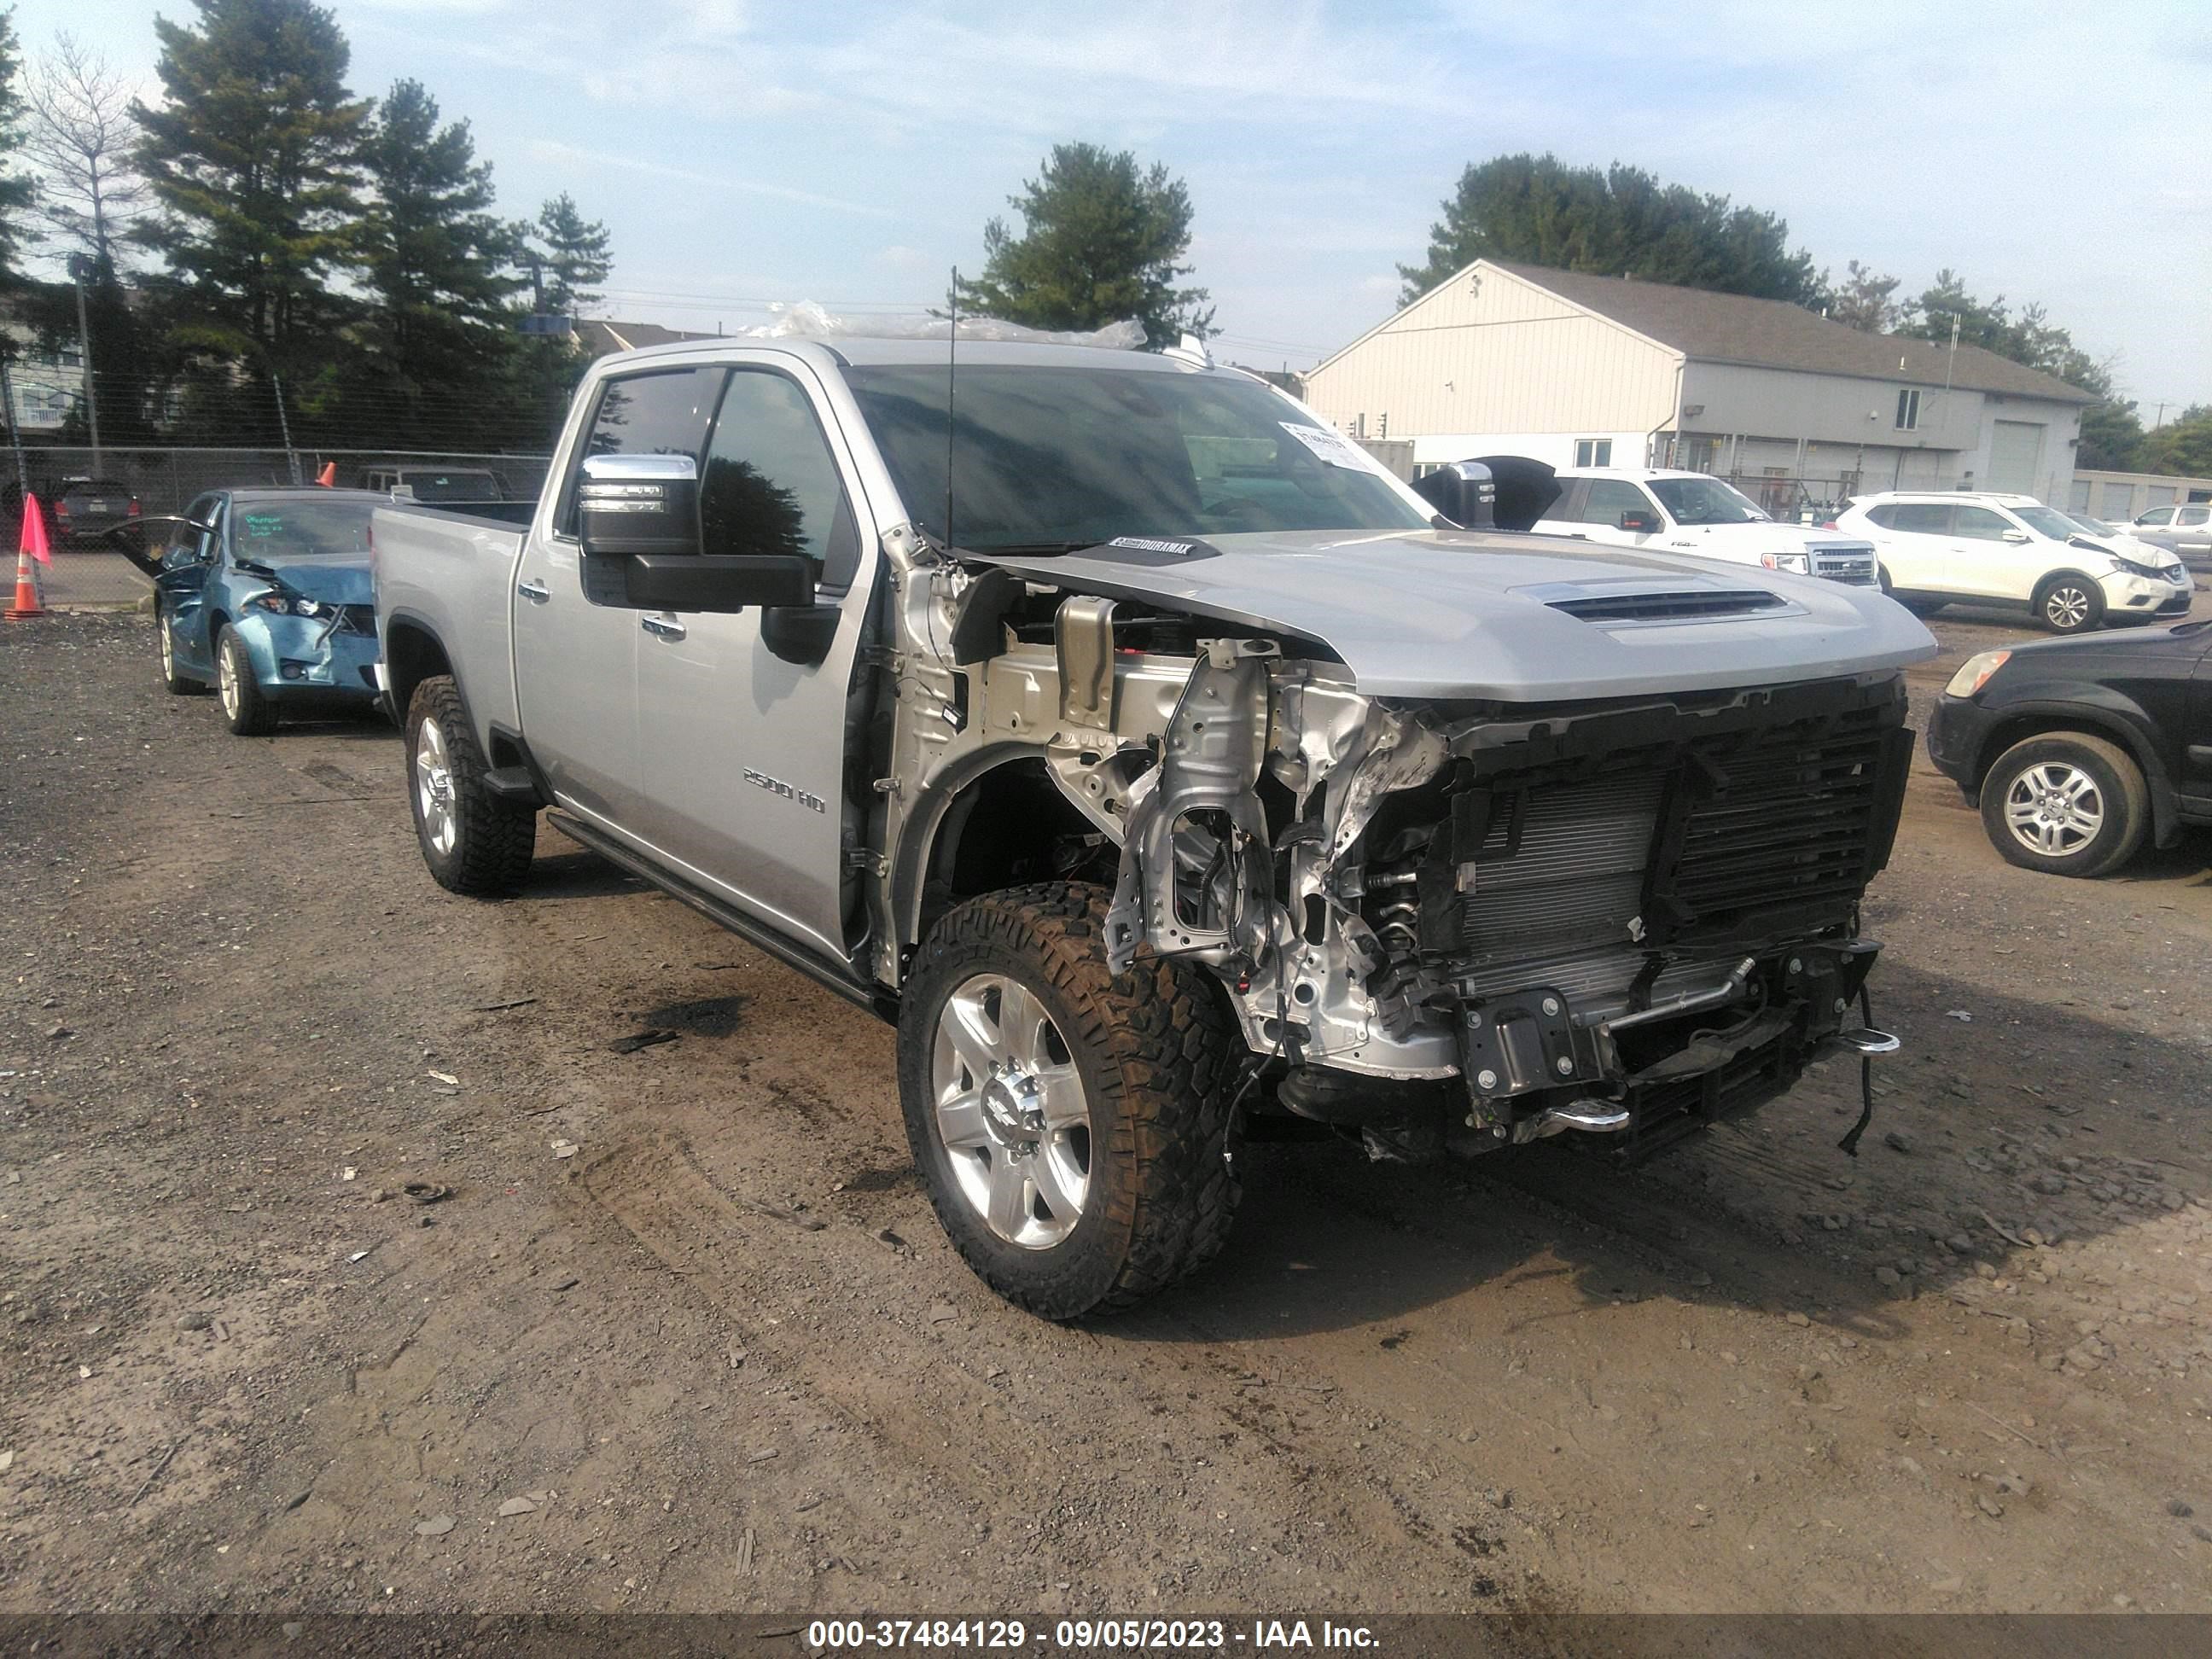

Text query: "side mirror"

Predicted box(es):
[578, 453, 812, 613]
[1620, 509, 1661, 533]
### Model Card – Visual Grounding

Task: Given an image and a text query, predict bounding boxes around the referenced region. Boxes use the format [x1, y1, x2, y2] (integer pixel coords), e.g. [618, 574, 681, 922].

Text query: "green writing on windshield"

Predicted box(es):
[241, 513, 284, 538]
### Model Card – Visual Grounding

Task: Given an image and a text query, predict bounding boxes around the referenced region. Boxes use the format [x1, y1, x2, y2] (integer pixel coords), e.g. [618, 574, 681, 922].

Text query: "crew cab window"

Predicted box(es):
[700, 370, 860, 590]
[2136, 507, 2174, 526]
[560, 365, 727, 535]
[1886, 504, 1953, 534]
[1952, 506, 2011, 541]
[2179, 506, 2211, 527]
[1580, 479, 1650, 524]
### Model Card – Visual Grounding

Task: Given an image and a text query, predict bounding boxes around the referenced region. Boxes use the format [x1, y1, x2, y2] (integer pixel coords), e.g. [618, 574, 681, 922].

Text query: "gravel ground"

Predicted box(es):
[2, 604, 2209, 1631]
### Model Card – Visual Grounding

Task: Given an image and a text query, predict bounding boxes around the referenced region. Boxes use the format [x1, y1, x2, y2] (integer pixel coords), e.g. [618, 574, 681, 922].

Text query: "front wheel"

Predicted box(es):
[1979, 732, 2147, 878]
[2034, 574, 2104, 634]
[898, 882, 1240, 1319]
[156, 606, 207, 696]
[214, 624, 276, 734]
[405, 675, 537, 897]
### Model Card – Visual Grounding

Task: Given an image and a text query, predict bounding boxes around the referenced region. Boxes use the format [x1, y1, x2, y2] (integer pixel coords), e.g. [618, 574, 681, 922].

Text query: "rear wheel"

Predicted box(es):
[2034, 574, 2104, 634]
[214, 625, 276, 734]
[156, 606, 207, 696]
[1979, 732, 2147, 878]
[405, 675, 537, 897]
[898, 882, 1239, 1319]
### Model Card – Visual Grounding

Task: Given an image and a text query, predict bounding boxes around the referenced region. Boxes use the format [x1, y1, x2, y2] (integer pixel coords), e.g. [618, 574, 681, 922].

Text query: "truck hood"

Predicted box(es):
[972, 527, 1936, 700]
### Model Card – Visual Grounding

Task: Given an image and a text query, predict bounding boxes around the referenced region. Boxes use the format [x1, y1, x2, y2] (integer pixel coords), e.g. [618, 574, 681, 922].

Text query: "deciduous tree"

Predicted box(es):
[956, 142, 1212, 345]
[24, 32, 144, 272]
[2140, 405, 2212, 478]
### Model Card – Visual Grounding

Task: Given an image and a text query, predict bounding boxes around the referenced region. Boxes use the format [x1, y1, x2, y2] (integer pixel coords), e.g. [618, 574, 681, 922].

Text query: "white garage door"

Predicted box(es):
[1989, 421, 2045, 494]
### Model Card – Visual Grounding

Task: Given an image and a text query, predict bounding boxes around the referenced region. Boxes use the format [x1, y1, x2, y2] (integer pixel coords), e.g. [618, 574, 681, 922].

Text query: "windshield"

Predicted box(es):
[844, 365, 1429, 549]
[398, 470, 501, 502]
[2064, 513, 2116, 535]
[230, 501, 374, 562]
[1646, 475, 1767, 526]
[2011, 504, 2081, 540]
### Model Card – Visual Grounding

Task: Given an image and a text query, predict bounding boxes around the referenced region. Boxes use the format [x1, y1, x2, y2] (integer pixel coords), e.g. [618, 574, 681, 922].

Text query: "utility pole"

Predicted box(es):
[271, 372, 301, 485]
[67, 255, 102, 471]
[0, 360, 27, 503]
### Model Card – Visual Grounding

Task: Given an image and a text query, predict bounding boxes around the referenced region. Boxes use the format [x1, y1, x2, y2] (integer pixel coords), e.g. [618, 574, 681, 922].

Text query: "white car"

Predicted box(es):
[1834, 492, 2192, 633]
[1529, 468, 1880, 585]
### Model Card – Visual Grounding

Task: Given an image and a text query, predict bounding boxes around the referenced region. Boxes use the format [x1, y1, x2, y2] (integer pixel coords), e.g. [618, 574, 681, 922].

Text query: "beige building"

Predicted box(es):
[1303, 260, 2096, 512]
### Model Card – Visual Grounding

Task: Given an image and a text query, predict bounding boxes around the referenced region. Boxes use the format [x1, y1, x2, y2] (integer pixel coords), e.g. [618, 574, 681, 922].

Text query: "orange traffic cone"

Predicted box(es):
[5, 493, 50, 620]
[315, 461, 336, 487]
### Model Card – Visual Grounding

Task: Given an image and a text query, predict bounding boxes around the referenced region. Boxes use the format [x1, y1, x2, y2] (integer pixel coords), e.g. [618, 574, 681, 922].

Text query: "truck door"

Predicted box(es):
[513, 364, 725, 835]
[1579, 478, 1657, 549]
[631, 360, 880, 962]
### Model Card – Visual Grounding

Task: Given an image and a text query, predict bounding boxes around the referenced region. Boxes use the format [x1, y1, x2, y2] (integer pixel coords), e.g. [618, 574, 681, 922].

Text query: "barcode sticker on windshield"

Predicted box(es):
[1278, 422, 1373, 471]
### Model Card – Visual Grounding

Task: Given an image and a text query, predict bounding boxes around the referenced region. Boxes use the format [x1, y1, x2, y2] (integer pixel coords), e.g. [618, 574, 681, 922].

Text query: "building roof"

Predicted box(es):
[1486, 261, 2097, 404]
[573, 318, 713, 357]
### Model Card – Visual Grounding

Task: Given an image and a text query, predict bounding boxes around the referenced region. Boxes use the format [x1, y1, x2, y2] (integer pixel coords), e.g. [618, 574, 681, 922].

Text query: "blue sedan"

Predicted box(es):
[152, 489, 385, 735]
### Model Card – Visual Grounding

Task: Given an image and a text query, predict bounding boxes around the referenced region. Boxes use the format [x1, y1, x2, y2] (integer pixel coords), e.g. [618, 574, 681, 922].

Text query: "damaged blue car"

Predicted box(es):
[152, 489, 385, 735]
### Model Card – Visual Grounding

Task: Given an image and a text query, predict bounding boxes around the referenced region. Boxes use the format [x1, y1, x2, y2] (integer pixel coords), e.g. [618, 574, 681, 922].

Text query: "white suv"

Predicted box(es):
[1529, 468, 1880, 585]
[1834, 492, 2192, 633]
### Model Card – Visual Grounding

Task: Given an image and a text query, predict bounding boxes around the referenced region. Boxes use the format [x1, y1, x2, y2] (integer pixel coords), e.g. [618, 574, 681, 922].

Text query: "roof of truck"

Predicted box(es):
[598, 336, 1216, 374]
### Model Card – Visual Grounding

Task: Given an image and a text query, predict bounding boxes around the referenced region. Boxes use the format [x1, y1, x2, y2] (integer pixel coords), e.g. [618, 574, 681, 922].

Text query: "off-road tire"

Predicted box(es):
[405, 675, 537, 898]
[214, 624, 277, 734]
[2034, 573, 2104, 634]
[156, 604, 207, 696]
[898, 882, 1240, 1319]
[1979, 731, 2148, 879]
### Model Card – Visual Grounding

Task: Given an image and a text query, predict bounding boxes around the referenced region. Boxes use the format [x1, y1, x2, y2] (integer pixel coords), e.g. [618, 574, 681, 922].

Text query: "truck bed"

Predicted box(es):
[370, 502, 530, 742]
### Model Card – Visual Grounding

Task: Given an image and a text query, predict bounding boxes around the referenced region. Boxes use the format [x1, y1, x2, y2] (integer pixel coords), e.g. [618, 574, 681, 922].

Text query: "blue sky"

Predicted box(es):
[25, 0, 2212, 413]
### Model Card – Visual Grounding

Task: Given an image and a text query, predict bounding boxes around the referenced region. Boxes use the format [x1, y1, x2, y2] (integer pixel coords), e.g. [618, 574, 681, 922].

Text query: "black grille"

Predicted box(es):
[1547, 589, 1787, 624]
[1653, 723, 1908, 937]
[333, 603, 376, 637]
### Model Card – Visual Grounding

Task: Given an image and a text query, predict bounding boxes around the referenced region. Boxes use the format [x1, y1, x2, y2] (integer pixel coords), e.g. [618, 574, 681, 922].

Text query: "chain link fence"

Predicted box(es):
[2, 445, 555, 521]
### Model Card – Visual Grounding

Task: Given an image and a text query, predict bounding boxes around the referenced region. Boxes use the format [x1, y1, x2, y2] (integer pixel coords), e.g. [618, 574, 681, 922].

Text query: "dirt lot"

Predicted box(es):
[3, 599, 2209, 1627]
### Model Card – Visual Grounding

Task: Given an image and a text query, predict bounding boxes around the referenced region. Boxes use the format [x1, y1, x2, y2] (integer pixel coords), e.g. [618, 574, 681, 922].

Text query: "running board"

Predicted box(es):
[545, 811, 894, 1022]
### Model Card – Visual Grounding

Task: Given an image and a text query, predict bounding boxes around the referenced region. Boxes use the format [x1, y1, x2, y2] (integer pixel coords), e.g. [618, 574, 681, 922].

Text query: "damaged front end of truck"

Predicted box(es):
[881, 529, 1922, 1165]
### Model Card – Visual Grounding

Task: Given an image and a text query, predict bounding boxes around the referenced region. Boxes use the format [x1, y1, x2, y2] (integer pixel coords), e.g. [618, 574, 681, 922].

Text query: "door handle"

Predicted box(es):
[641, 614, 686, 641]
[516, 579, 550, 603]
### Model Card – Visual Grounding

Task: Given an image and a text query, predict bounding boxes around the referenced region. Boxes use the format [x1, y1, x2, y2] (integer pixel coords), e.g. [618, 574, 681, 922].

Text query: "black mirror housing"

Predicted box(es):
[578, 453, 701, 559]
[1620, 510, 1660, 533]
[623, 553, 813, 613]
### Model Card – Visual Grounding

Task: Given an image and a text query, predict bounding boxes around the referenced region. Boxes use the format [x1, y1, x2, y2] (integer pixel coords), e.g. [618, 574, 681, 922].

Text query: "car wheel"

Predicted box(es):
[898, 882, 1240, 1319]
[156, 606, 207, 696]
[405, 675, 537, 897]
[1979, 733, 2148, 878]
[2034, 574, 2104, 634]
[214, 624, 277, 734]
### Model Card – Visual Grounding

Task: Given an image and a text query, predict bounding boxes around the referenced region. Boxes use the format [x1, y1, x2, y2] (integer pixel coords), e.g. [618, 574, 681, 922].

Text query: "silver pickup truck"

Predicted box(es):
[372, 334, 1936, 1318]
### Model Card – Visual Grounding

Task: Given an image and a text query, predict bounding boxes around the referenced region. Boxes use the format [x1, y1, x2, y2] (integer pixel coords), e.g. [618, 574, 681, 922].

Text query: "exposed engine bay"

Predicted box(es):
[875, 527, 1916, 1163]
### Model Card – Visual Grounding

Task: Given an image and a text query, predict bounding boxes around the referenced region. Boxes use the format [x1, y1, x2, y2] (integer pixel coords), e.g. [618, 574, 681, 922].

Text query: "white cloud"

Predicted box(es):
[526, 138, 893, 218]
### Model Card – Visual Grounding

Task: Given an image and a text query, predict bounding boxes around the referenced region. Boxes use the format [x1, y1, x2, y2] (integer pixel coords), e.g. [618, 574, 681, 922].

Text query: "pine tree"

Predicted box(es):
[526, 192, 609, 318]
[955, 143, 1212, 345]
[1398, 154, 1821, 308]
[133, 0, 369, 399]
[0, 7, 38, 292]
[357, 77, 518, 443]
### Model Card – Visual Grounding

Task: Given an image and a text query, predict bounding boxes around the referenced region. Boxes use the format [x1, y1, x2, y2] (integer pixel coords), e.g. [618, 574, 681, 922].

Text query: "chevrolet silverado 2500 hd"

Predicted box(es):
[372, 334, 1936, 1318]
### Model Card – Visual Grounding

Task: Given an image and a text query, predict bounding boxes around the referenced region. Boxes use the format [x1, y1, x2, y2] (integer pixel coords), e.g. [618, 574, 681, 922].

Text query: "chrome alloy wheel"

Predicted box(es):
[929, 973, 1091, 1249]
[217, 642, 241, 718]
[414, 715, 459, 857]
[2044, 585, 2093, 630]
[2003, 761, 2104, 857]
